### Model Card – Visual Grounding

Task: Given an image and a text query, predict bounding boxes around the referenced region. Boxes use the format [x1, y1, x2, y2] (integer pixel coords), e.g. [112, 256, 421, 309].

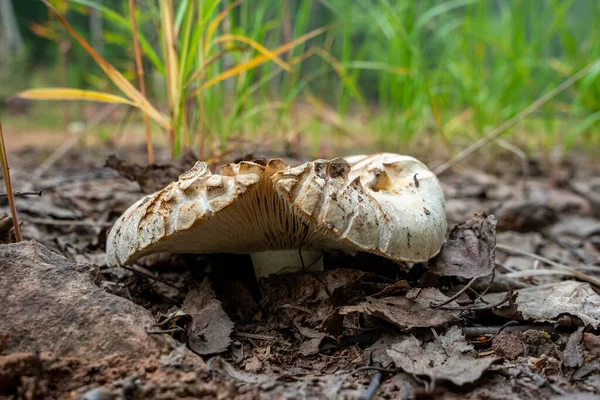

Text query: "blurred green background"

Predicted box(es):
[1, 0, 599, 158]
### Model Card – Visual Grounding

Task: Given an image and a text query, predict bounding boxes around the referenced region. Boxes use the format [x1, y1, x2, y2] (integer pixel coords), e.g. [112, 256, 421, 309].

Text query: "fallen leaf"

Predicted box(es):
[183, 278, 234, 355]
[371, 280, 411, 298]
[339, 288, 461, 331]
[243, 356, 262, 372]
[261, 269, 371, 325]
[485, 281, 600, 328]
[550, 216, 600, 238]
[495, 199, 557, 232]
[428, 215, 497, 279]
[564, 327, 585, 368]
[387, 326, 497, 387]
[294, 322, 337, 356]
[583, 333, 600, 358]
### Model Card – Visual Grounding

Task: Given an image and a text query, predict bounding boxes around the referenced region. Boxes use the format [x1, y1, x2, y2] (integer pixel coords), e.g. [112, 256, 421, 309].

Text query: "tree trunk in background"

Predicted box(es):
[0, 0, 24, 58]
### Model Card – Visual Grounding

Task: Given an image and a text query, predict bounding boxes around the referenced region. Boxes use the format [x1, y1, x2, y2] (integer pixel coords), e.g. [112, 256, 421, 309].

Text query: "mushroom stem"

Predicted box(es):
[250, 249, 323, 278]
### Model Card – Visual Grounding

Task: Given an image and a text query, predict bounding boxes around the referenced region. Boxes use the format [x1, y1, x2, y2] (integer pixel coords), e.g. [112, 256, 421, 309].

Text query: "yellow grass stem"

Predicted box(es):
[0, 123, 22, 242]
[129, 0, 154, 164]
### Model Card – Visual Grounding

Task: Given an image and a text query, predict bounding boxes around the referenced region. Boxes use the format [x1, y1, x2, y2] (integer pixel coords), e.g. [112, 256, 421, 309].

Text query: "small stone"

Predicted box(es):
[492, 332, 524, 360]
[81, 386, 116, 400]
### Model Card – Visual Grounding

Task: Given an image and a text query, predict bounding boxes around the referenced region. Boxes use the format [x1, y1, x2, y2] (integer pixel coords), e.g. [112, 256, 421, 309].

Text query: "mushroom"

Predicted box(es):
[106, 153, 447, 278]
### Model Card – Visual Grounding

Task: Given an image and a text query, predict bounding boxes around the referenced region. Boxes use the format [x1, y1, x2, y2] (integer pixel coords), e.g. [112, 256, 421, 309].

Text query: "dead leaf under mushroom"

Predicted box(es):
[339, 288, 461, 331]
[428, 214, 497, 279]
[182, 279, 234, 355]
[387, 326, 497, 387]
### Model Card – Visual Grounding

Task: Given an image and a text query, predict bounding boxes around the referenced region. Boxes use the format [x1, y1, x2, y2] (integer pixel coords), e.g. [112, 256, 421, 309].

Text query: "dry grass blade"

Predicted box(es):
[0, 123, 22, 242]
[213, 34, 293, 72]
[496, 243, 600, 288]
[203, 0, 245, 52]
[40, 0, 171, 130]
[15, 88, 136, 105]
[195, 24, 334, 95]
[129, 0, 154, 164]
[434, 57, 600, 175]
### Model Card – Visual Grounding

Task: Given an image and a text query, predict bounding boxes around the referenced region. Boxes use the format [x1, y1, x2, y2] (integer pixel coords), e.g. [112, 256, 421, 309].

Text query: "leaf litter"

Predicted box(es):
[1, 146, 600, 398]
[387, 326, 498, 388]
[184, 281, 234, 352]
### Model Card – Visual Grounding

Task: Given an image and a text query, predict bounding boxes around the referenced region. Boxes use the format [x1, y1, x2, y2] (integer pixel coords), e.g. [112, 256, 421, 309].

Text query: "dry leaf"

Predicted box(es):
[387, 326, 497, 387]
[339, 288, 460, 331]
[183, 279, 234, 355]
[428, 215, 496, 278]
[564, 327, 585, 368]
[486, 281, 600, 328]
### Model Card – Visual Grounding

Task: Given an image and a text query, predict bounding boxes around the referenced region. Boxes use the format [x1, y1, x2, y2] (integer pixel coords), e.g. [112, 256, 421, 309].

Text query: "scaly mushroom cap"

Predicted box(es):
[106, 153, 446, 270]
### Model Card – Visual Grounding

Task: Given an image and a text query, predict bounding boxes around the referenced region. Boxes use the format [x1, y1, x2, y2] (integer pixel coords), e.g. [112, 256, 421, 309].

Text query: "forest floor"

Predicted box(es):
[0, 139, 599, 400]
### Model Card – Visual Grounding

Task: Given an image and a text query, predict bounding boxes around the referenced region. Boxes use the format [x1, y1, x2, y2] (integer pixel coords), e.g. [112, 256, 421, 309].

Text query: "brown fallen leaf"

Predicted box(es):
[564, 327, 585, 368]
[485, 281, 600, 329]
[294, 320, 337, 356]
[261, 269, 372, 325]
[428, 214, 497, 279]
[339, 288, 461, 331]
[583, 333, 600, 358]
[387, 326, 497, 387]
[495, 199, 557, 232]
[183, 278, 234, 355]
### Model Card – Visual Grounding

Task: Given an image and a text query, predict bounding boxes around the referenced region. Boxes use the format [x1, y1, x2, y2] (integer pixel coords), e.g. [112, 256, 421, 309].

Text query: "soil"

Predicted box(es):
[0, 141, 599, 400]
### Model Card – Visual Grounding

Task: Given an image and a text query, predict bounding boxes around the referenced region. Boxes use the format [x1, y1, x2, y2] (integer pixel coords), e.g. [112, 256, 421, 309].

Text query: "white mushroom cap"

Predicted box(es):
[106, 153, 446, 277]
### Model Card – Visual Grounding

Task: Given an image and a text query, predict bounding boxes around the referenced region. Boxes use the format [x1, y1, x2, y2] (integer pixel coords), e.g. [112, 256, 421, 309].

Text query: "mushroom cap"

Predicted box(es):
[106, 153, 446, 267]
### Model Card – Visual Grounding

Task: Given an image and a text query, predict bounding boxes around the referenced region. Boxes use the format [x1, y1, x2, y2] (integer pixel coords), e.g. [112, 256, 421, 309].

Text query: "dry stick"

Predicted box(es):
[430, 276, 477, 308]
[496, 243, 600, 288]
[0, 190, 42, 198]
[129, 0, 154, 164]
[434, 58, 600, 175]
[119, 264, 181, 290]
[0, 123, 22, 241]
[475, 320, 518, 344]
[438, 289, 514, 311]
[358, 362, 383, 400]
[23, 217, 112, 228]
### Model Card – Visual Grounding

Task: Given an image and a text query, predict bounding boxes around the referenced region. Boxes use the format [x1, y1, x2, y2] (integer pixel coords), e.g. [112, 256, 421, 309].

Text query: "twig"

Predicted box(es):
[438, 289, 513, 311]
[146, 327, 185, 335]
[496, 243, 600, 288]
[468, 267, 496, 308]
[434, 58, 600, 175]
[24, 217, 112, 227]
[358, 362, 383, 400]
[0, 123, 21, 241]
[542, 232, 594, 264]
[463, 323, 555, 338]
[276, 303, 316, 315]
[0, 190, 43, 199]
[343, 325, 380, 332]
[129, 0, 154, 164]
[119, 264, 181, 290]
[234, 332, 276, 341]
[430, 276, 477, 308]
[474, 320, 518, 344]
